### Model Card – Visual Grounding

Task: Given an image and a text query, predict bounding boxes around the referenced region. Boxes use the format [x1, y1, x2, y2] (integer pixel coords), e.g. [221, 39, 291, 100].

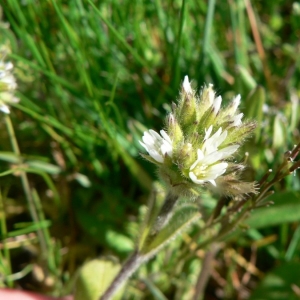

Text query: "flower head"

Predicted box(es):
[140, 76, 256, 196]
[140, 130, 173, 163]
[0, 51, 19, 114]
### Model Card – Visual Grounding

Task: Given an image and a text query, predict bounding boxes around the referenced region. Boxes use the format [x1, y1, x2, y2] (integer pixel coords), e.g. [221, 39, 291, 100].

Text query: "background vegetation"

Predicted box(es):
[0, 0, 300, 299]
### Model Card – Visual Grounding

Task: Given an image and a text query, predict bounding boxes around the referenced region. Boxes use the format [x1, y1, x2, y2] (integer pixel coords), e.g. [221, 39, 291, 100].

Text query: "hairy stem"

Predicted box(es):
[100, 191, 179, 299]
[99, 251, 144, 300]
[153, 191, 179, 233]
[192, 243, 220, 300]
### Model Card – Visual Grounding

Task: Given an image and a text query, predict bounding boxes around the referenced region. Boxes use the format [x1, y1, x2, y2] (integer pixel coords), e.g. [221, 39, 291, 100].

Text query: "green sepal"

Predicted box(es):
[140, 153, 160, 165]
[166, 113, 184, 146]
[177, 93, 197, 130]
[223, 121, 256, 145]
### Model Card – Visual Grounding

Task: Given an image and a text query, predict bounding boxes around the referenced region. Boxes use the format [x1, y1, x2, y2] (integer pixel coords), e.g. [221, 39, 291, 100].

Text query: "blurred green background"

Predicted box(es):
[0, 0, 300, 299]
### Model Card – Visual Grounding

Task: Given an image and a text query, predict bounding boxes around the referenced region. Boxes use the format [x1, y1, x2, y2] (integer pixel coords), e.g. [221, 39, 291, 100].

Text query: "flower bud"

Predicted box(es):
[176, 143, 197, 171]
[166, 113, 183, 146]
[176, 76, 197, 129]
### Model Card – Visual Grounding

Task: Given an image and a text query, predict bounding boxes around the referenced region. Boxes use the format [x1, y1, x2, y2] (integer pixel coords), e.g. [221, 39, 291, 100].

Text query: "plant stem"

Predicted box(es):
[153, 191, 179, 232]
[100, 191, 179, 299]
[99, 251, 145, 300]
[4, 114, 47, 255]
[0, 193, 13, 287]
[192, 242, 220, 300]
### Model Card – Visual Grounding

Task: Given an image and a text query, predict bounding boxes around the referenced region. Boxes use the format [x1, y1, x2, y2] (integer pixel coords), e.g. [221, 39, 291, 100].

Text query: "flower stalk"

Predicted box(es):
[99, 251, 144, 300]
[1, 48, 48, 259]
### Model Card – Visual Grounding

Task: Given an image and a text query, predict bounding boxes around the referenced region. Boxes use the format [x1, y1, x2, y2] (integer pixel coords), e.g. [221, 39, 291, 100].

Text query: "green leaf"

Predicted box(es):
[141, 205, 200, 256]
[245, 86, 266, 142]
[245, 191, 300, 229]
[7, 220, 51, 238]
[74, 173, 91, 188]
[27, 160, 61, 175]
[74, 258, 123, 300]
[138, 186, 166, 252]
[236, 65, 257, 90]
[249, 262, 300, 300]
[141, 277, 168, 300]
[106, 229, 134, 253]
[0, 152, 20, 163]
[272, 114, 285, 149]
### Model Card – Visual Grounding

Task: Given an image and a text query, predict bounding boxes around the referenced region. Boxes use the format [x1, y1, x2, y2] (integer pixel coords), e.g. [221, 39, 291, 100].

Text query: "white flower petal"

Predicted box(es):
[161, 142, 172, 157]
[160, 130, 172, 144]
[201, 151, 223, 165]
[5, 62, 13, 71]
[207, 84, 215, 105]
[0, 58, 18, 114]
[189, 171, 205, 184]
[149, 129, 161, 140]
[216, 130, 227, 147]
[204, 126, 213, 140]
[231, 94, 241, 113]
[197, 148, 205, 161]
[149, 149, 164, 163]
[183, 75, 192, 94]
[213, 96, 222, 113]
[142, 132, 155, 145]
[208, 180, 217, 186]
[206, 163, 228, 176]
[218, 145, 239, 159]
[190, 149, 205, 170]
[231, 113, 243, 127]
[203, 127, 226, 154]
[139, 129, 173, 163]
[0, 104, 10, 114]
[139, 141, 149, 152]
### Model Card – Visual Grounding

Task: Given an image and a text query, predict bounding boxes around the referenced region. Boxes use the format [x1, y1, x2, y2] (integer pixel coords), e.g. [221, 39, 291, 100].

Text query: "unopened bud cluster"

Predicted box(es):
[140, 76, 256, 196]
[0, 47, 19, 114]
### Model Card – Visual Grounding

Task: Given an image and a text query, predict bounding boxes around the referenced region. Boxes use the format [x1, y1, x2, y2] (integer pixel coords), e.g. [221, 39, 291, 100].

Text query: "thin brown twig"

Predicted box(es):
[192, 243, 220, 300]
[244, 0, 274, 97]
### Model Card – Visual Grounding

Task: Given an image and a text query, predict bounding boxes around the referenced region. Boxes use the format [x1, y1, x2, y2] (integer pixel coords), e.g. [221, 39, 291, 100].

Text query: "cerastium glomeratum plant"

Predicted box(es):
[98, 76, 259, 300]
[92, 76, 300, 300]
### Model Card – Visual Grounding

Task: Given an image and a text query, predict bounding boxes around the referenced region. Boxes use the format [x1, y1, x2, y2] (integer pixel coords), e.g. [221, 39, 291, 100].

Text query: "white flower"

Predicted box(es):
[140, 129, 173, 163]
[0, 61, 17, 89]
[0, 103, 10, 114]
[189, 126, 239, 186]
[183, 75, 192, 94]
[0, 60, 19, 114]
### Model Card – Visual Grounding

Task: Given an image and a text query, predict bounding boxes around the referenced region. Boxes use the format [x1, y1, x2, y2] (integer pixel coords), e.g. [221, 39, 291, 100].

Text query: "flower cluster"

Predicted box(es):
[140, 76, 256, 196]
[0, 49, 19, 114]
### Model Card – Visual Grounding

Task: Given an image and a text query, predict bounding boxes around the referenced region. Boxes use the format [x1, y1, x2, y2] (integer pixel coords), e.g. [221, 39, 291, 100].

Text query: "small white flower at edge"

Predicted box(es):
[0, 104, 10, 114]
[140, 129, 173, 163]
